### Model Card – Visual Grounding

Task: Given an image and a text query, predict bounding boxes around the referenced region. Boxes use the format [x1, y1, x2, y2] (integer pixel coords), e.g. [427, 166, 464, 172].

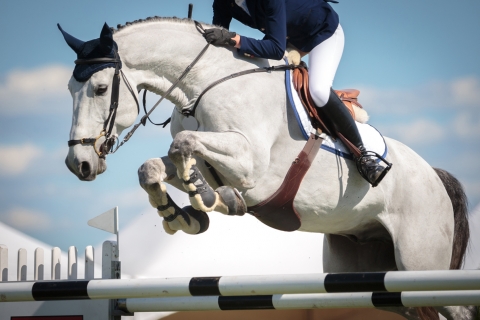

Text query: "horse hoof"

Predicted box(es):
[216, 186, 246, 216]
[182, 206, 210, 234]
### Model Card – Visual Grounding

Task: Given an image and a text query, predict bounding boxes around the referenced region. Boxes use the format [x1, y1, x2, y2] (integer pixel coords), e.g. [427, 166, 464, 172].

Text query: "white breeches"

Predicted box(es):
[308, 24, 345, 107]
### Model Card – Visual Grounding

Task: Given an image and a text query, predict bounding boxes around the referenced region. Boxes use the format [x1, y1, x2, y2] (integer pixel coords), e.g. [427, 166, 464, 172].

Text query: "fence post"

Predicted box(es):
[85, 245, 94, 280]
[102, 241, 123, 320]
[51, 247, 61, 280]
[68, 246, 78, 280]
[0, 244, 7, 282]
[17, 248, 27, 281]
[34, 248, 44, 280]
[102, 241, 120, 280]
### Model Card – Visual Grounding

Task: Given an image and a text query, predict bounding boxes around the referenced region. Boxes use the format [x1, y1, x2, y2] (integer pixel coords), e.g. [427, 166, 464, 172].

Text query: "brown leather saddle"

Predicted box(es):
[247, 65, 364, 231]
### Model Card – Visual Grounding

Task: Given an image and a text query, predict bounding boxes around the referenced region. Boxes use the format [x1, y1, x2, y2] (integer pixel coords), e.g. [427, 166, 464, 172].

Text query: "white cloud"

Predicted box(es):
[3, 207, 52, 231]
[452, 112, 480, 138]
[358, 76, 480, 114]
[451, 77, 480, 107]
[380, 119, 445, 146]
[102, 187, 150, 211]
[0, 144, 43, 176]
[0, 64, 72, 115]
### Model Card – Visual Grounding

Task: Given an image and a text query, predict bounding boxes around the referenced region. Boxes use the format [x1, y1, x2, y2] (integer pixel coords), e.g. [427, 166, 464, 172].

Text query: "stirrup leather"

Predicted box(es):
[356, 151, 392, 187]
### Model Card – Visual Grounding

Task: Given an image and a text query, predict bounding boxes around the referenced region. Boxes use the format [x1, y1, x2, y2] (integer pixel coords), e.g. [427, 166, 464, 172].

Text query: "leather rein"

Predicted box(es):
[68, 21, 297, 159]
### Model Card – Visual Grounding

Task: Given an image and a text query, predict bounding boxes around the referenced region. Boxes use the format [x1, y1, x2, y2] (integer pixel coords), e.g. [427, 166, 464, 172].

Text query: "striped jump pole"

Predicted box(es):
[118, 291, 480, 312]
[1, 270, 480, 302]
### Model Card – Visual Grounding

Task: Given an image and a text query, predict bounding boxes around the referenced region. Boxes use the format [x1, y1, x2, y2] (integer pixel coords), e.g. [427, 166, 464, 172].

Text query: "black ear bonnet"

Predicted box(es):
[58, 23, 122, 82]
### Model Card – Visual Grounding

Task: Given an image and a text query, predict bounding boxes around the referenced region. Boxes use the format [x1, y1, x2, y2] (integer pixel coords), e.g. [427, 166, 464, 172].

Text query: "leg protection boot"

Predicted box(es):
[216, 186, 247, 216]
[184, 164, 218, 210]
[319, 88, 391, 187]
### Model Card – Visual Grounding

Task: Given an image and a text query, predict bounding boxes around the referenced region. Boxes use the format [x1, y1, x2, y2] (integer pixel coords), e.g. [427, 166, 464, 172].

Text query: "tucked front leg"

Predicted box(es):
[138, 158, 209, 235]
[168, 130, 256, 215]
[169, 130, 263, 189]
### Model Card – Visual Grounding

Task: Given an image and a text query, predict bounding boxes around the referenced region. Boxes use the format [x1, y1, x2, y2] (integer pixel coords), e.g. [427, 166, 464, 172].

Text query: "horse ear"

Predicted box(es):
[99, 23, 115, 55]
[57, 23, 85, 54]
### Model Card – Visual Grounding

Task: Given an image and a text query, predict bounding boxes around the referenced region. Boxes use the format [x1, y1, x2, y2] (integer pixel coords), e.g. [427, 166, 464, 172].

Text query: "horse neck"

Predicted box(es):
[113, 20, 249, 109]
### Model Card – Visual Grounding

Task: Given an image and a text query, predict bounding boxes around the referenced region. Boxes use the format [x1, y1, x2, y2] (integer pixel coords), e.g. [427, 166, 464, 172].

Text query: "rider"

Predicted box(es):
[204, 0, 390, 187]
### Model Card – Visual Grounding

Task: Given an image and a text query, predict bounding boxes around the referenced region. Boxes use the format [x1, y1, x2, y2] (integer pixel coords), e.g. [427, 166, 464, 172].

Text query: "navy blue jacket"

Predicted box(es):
[212, 0, 339, 60]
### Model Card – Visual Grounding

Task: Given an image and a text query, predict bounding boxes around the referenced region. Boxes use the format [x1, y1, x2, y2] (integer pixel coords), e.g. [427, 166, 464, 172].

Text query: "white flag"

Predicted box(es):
[88, 207, 118, 235]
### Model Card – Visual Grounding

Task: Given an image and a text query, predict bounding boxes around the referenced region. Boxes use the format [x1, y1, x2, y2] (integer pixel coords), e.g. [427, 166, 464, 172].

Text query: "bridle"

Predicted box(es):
[68, 21, 297, 159]
[67, 49, 140, 158]
[67, 22, 210, 159]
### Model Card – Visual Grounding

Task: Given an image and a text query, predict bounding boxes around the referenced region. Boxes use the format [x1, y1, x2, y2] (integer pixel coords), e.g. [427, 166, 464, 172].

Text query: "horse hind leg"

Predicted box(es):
[323, 234, 422, 320]
[377, 167, 472, 320]
[138, 157, 209, 235]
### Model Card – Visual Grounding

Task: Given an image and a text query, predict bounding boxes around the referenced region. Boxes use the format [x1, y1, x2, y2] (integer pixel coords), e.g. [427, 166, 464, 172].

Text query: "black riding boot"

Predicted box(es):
[319, 88, 391, 187]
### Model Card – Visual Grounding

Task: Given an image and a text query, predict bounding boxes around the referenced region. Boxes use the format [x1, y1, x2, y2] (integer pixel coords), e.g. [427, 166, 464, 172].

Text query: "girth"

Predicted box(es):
[247, 132, 324, 231]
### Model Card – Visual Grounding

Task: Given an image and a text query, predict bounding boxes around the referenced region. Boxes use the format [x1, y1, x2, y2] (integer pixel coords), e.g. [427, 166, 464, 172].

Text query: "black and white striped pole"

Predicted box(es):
[1, 270, 480, 302]
[117, 290, 480, 312]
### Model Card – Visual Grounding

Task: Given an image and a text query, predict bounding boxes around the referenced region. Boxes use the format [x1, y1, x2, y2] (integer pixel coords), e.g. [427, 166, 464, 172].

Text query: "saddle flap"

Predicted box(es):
[292, 67, 332, 135]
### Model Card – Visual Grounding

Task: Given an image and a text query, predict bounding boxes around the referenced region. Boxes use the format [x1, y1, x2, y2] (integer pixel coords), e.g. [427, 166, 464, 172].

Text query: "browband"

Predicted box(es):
[74, 58, 121, 65]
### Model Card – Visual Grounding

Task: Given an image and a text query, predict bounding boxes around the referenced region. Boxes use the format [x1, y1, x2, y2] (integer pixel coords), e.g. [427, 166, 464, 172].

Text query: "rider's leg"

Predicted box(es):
[308, 24, 390, 187]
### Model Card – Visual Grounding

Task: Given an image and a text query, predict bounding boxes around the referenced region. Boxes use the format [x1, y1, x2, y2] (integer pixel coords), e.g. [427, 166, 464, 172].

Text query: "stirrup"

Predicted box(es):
[355, 151, 392, 187]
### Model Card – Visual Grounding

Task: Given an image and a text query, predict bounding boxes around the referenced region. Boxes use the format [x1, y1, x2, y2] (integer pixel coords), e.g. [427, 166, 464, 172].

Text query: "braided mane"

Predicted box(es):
[112, 16, 211, 34]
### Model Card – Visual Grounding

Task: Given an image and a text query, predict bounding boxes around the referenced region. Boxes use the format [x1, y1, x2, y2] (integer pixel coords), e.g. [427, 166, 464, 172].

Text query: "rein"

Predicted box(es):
[68, 21, 298, 158]
[115, 23, 211, 152]
[182, 64, 297, 118]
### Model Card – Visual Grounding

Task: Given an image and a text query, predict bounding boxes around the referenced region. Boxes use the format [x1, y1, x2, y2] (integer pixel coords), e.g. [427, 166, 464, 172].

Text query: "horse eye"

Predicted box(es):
[95, 85, 108, 95]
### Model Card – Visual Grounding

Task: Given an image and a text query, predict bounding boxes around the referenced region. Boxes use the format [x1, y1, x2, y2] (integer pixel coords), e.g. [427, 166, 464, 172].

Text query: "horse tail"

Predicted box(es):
[433, 167, 470, 269]
[415, 168, 470, 320]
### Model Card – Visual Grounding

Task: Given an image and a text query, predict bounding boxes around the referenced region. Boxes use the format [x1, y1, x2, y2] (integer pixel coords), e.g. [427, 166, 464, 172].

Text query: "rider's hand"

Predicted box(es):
[203, 28, 237, 46]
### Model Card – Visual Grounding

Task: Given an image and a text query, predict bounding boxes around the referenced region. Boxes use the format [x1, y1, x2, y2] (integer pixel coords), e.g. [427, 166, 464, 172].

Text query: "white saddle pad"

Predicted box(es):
[285, 69, 387, 160]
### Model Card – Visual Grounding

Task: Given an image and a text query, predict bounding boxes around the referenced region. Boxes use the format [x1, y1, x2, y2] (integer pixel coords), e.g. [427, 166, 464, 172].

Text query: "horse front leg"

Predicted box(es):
[138, 157, 210, 235]
[168, 130, 258, 216]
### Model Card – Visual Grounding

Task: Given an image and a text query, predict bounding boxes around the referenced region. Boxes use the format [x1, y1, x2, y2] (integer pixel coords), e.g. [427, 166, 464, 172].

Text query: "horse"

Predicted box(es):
[60, 18, 474, 320]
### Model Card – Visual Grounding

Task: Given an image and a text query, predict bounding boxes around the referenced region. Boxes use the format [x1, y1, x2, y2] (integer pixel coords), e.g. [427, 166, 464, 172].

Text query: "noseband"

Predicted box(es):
[67, 50, 139, 158]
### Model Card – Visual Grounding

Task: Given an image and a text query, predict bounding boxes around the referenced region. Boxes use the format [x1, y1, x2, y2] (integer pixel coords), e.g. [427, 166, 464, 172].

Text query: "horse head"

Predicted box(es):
[59, 23, 139, 181]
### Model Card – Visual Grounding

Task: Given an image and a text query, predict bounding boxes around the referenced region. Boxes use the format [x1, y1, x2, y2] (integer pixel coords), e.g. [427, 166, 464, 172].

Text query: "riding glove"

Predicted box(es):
[203, 28, 237, 46]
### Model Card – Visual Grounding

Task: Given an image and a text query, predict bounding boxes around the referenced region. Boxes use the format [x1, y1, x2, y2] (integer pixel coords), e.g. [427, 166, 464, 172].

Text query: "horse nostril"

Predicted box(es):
[65, 157, 76, 174]
[78, 161, 91, 178]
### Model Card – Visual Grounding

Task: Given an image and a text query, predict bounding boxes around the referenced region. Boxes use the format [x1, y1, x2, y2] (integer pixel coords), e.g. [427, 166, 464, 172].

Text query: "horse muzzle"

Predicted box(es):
[65, 148, 107, 181]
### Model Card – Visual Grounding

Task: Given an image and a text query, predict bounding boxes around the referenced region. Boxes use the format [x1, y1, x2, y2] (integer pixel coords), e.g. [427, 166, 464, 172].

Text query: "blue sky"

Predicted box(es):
[0, 0, 479, 251]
